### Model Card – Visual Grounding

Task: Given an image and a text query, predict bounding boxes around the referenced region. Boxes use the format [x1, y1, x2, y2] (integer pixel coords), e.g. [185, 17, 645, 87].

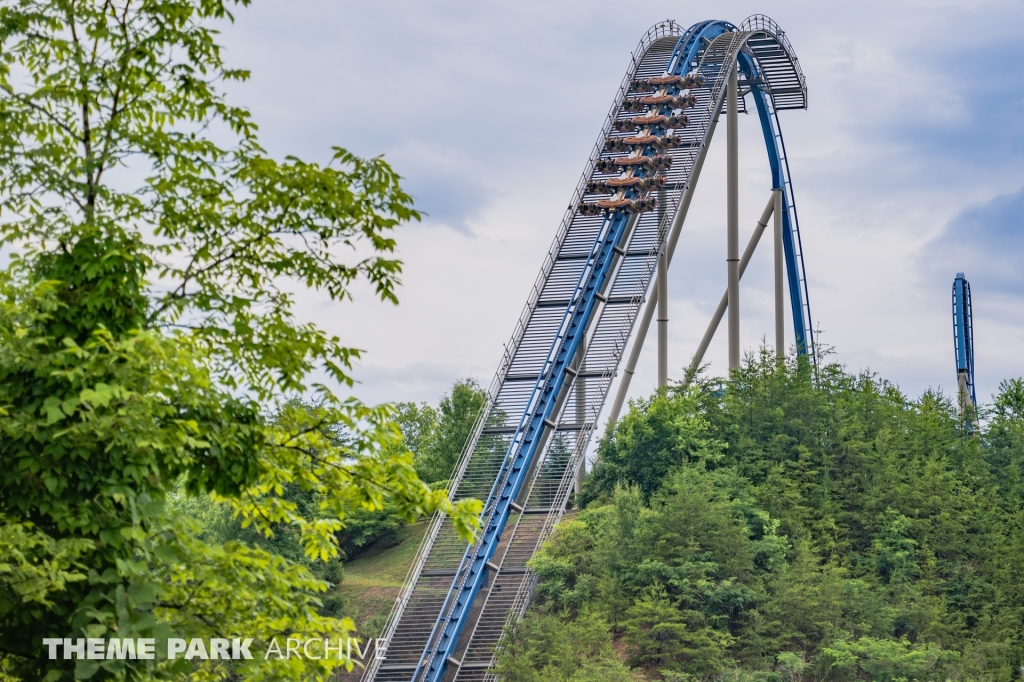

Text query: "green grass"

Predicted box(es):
[336, 520, 429, 635]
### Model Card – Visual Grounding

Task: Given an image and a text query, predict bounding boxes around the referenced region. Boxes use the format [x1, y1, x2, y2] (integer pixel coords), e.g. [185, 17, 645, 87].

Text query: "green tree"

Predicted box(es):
[584, 386, 724, 502]
[329, 379, 488, 560]
[820, 636, 959, 681]
[623, 582, 733, 675]
[392, 401, 439, 460]
[494, 609, 639, 682]
[414, 379, 487, 484]
[0, 1, 479, 680]
[986, 378, 1024, 501]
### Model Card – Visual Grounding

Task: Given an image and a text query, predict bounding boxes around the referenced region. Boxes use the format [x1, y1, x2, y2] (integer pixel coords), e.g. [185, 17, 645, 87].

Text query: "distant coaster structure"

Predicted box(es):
[360, 16, 814, 682]
[952, 272, 977, 424]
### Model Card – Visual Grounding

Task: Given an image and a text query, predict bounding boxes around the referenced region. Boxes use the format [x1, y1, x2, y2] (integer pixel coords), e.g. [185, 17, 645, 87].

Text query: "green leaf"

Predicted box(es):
[74, 659, 100, 679]
[42, 397, 65, 425]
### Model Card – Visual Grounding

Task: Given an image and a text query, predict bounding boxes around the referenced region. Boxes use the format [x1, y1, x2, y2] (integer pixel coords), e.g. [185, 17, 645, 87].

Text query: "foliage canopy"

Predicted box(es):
[0, 1, 480, 680]
[500, 350, 1024, 682]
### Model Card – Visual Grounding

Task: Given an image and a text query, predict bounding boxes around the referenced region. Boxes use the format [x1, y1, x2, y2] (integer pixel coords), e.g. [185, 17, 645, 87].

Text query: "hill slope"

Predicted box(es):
[338, 520, 429, 638]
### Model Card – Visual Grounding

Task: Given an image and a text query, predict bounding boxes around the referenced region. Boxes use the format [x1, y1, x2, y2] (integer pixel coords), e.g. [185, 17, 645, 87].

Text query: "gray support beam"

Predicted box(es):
[605, 97, 725, 428]
[684, 193, 777, 382]
[957, 371, 972, 415]
[774, 189, 784, 361]
[727, 63, 740, 371]
[657, 187, 668, 389]
[657, 250, 668, 389]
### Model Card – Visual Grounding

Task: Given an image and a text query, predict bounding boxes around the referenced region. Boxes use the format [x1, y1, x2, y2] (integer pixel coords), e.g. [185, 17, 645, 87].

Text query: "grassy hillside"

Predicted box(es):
[337, 520, 429, 637]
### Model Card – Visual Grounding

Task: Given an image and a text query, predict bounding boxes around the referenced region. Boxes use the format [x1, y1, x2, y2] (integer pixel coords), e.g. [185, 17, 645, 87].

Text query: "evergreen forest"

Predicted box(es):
[492, 350, 1024, 682]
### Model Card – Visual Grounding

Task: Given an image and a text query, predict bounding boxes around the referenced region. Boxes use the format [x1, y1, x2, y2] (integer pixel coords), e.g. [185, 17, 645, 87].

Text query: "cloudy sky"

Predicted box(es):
[216, 0, 1024, 415]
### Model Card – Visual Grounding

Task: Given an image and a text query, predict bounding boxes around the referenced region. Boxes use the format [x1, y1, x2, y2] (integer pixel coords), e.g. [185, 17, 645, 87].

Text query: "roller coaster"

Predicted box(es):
[952, 272, 977, 426]
[358, 16, 814, 682]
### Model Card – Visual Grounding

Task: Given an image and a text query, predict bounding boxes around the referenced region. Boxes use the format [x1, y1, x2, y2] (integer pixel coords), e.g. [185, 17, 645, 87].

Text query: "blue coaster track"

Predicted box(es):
[360, 17, 813, 682]
[952, 272, 976, 410]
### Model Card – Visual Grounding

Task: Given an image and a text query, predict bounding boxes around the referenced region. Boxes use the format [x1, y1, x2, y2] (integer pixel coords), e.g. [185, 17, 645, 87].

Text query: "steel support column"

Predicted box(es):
[685, 193, 776, 380]
[727, 62, 740, 371]
[774, 189, 784, 361]
[657, 251, 668, 389]
[657, 186, 669, 389]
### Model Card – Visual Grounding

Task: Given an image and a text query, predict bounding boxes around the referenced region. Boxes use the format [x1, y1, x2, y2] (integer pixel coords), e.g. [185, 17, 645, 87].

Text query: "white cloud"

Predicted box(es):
[218, 0, 1024, 408]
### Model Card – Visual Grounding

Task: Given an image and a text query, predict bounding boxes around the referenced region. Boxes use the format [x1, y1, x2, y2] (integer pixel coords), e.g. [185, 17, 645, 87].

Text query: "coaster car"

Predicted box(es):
[672, 93, 698, 109]
[665, 114, 690, 128]
[614, 174, 667, 191]
[619, 155, 675, 170]
[616, 112, 689, 131]
[578, 196, 659, 214]
[646, 155, 673, 170]
[587, 174, 666, 194]
[621, 98, 649, 113]
[635, 174, 667, 191]
[621, 134, 658, 146]
[613, 155, 652, 167]
[639, 71, 703, 90]
[655, 135, 689, 150]
[596, 197, 635, 210]
[623, 135, 688, 150]
[630, 196, 659, 212]
[630, 113, 667, 126]
[679, 70, 704, 89]
[639, 94, 675, 105]
[604, 176, 641, 189]
[595, 154, 673, 173]
[648, 74, 683, 86]
[607, 134, 681, 151]
[605, 137, 630, 152]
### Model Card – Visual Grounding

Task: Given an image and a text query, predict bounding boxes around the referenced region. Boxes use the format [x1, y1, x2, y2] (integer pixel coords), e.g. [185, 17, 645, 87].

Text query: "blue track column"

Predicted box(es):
[952, 272, 976, 427]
